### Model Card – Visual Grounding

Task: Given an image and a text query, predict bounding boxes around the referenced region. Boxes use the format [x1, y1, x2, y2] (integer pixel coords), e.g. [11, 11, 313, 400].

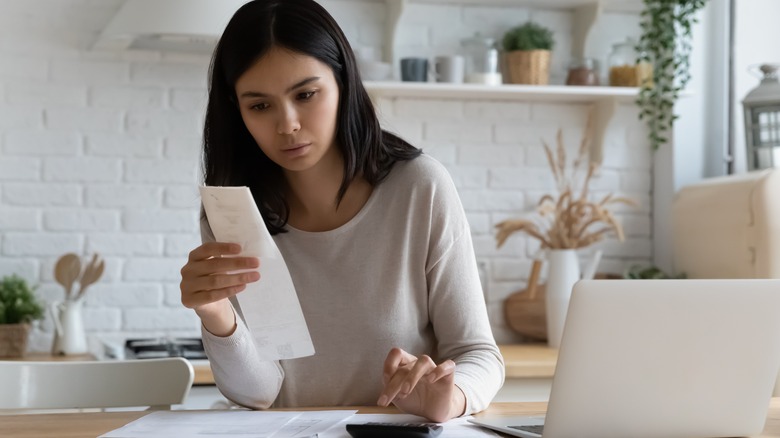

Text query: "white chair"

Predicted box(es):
[0, 358, 194, 411]
[673, 169, 780, 396]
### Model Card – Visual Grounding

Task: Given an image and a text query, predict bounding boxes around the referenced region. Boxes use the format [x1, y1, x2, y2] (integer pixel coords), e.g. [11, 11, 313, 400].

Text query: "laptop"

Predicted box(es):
[469, 279, 780, 438]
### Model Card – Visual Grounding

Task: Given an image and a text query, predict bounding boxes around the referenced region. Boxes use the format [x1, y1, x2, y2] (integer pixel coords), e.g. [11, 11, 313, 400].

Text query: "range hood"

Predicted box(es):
[94, 0, 248, 53]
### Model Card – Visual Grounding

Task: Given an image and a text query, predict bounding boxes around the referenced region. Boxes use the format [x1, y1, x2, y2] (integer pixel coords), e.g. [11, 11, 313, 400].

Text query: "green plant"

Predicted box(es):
[636, 0, 708, 150]
[0, 274, 44, 324]
[502, 21, 555, 52]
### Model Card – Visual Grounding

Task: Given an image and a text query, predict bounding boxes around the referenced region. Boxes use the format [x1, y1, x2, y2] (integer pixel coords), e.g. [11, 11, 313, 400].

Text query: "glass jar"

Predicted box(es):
[565, 57, 599, 86]
[460, 33, 502, 85]
[607, 38, 652, 87]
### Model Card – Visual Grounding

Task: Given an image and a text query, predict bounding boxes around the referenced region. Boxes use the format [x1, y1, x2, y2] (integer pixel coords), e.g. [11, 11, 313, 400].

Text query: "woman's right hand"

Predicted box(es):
[180, 242, 260, 336]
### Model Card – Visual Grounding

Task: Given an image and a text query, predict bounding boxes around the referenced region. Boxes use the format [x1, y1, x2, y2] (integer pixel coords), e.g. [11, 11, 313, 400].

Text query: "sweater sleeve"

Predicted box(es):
[198, 216, 285, 409]
[423, 166, 505, 416]
[427, 229, 505, 415]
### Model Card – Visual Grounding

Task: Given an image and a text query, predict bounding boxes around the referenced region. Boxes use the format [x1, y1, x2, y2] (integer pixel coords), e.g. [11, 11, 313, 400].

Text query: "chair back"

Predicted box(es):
[0, 358, 194, 410]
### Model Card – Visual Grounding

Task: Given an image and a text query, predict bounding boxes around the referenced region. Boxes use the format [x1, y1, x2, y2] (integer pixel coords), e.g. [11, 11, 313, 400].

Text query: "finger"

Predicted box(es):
[395, 355, 437, 399]
[424, 360, 457, 384]
[377, 349, 436, 406]
[180, 249, 260, 309]
[181, 257, 259, 296]
[182, 284, 247, 309]
[183, 254, 259, 278]
[188, 242, 242, 262]
[382, 347, 417, 381]
[378, 348, 417, 406]
[185, 270, 260, 295]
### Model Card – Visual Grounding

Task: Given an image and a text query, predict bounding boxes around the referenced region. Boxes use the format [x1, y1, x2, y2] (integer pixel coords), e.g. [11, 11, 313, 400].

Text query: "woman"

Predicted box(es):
[179, 0, 504, 422]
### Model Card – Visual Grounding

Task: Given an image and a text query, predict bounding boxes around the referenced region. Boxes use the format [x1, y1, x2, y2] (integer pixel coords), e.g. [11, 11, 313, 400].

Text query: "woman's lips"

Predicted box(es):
[282, 143, 311, 157]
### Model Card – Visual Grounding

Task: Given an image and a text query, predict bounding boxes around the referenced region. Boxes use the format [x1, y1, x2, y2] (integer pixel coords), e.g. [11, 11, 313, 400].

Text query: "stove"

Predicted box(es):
[103, 337, 207, 361]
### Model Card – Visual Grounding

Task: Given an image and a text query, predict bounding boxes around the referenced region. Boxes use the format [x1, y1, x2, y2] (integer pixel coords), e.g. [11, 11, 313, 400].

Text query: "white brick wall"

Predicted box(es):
[0, 0, 652, 349]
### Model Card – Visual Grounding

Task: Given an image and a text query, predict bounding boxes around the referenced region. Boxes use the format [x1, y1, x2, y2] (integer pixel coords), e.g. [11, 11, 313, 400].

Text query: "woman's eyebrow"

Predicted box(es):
[239, 77, 321, 99]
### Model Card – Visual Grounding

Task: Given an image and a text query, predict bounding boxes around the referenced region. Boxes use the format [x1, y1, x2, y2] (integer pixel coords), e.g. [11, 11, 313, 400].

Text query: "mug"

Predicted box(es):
[434, 55, 465, 83]
[400, 57, 429, 82]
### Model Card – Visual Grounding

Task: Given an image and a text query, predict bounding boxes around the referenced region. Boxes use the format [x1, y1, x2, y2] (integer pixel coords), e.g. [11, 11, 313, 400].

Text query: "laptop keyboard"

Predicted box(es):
[509, 425, 544, 435]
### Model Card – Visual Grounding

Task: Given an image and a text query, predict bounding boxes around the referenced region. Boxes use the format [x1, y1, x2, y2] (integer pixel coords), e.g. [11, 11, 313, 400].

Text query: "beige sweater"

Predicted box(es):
[200, 154, 504, 415]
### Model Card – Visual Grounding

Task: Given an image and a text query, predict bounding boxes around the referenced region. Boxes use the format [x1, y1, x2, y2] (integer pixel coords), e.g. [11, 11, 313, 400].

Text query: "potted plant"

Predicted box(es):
[494, 113, 636, 251]
[636, 0, 708, 150]
[0, 274, 45, 357]
[502, 21, 555, 85]
[495, 112, 637, 346]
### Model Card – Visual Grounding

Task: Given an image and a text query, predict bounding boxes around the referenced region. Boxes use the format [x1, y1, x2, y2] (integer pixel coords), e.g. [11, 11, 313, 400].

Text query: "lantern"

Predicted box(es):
[743, 64, 780, 171]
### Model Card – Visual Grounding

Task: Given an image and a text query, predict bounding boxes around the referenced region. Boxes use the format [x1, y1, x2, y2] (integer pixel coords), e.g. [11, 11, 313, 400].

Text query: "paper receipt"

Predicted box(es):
[199, 186, 314, 360]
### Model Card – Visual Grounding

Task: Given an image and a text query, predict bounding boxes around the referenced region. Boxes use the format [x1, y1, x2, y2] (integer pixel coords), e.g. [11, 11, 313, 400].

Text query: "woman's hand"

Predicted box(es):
[377, 347, 466, 423]
[180, 242, 260, 336]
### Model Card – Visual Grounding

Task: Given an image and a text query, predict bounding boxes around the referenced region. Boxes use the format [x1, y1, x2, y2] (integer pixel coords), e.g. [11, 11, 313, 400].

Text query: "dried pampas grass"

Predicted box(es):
[495, 112, 636, 250]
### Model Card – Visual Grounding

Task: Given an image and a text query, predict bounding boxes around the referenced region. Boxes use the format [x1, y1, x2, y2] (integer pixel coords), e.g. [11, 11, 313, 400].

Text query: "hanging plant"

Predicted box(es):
[636, 0, 708, 150]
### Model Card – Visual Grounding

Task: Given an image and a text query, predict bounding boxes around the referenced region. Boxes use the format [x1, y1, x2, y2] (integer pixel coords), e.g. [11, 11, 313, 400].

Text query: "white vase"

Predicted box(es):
[50, 299, 88, 355]
[545, 249, 580, 348]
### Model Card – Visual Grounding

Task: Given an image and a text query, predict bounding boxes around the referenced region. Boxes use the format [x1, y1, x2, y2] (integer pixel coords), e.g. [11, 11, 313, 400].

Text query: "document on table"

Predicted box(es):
[99, 410, 357, 438]
[99, 411, 501, 438]
[200, 186, 314, 360]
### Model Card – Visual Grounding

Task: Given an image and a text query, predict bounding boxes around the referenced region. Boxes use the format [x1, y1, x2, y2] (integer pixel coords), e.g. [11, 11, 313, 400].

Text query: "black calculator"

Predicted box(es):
[346, 422, 443, 438]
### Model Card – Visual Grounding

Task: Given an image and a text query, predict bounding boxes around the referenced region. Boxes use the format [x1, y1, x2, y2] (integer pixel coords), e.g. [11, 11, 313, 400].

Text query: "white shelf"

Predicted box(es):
[409, 0, 643, 13]
[364, 81, 640, 103]
[373, 0, 650, 163]
[381, 0, 645, 65]
[365, 81, 635, 164]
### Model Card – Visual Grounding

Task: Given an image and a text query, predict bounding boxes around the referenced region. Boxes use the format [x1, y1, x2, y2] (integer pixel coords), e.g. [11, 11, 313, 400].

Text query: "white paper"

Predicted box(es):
[317, 414, 502, 438]
[273, 410, 359, 437]
[99, 410, 357, 438]
[200, 186, 314, 360]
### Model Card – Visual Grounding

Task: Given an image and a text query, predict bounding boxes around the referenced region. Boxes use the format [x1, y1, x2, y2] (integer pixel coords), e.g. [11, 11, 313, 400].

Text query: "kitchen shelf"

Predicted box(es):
[373, 0, 651, 163]
[365, 81, 642, 164]
[365, 81, 693, 163]
[364, 81, 639, 102]
[380, 0, 644, 68]
[407, 0, 642, 13]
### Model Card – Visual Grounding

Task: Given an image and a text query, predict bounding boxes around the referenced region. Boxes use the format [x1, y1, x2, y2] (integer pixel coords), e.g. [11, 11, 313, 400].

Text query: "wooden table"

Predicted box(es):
[2, 400, 780, 438]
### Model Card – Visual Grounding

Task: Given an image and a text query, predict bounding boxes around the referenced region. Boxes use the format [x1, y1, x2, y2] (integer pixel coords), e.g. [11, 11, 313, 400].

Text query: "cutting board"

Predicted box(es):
[504, 259, 547, 341]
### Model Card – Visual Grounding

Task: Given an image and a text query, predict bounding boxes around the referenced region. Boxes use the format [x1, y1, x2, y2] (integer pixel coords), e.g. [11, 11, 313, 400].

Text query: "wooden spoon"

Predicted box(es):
[75, 254, 105, 301]
[504, 259, 547, 341]
[54, 253, 82, 301]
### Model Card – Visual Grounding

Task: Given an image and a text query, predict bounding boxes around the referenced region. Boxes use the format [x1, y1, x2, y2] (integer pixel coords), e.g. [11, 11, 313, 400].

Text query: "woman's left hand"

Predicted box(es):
[377, 347, 466, 422]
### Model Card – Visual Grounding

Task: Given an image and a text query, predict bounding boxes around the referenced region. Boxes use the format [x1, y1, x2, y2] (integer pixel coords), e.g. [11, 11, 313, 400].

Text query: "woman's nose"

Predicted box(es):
[277, 105, 301, 135]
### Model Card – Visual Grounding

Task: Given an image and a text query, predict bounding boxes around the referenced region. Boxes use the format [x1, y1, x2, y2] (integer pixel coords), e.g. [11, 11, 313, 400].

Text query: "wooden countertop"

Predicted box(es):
[190, 344, 557, 385]
[5, 343, 557, 386]
[5, 352, 216, 386]
[192, 362, 214, 385]
[499, 343, 557, 378]
[8, 352, 96, 361]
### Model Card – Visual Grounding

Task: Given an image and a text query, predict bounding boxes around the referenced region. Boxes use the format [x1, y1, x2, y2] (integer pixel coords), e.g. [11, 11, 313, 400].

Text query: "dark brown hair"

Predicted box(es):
[203, 0, 421, 234]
